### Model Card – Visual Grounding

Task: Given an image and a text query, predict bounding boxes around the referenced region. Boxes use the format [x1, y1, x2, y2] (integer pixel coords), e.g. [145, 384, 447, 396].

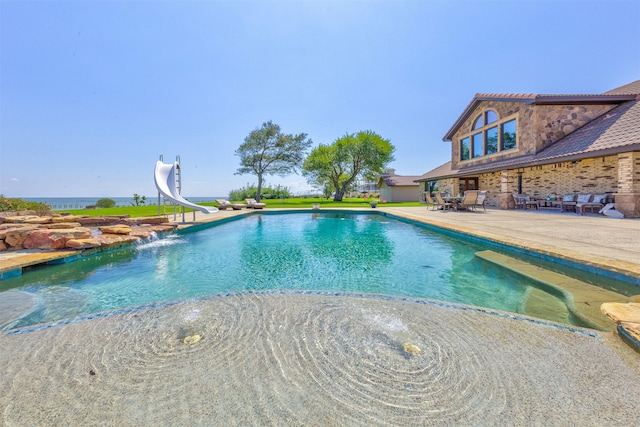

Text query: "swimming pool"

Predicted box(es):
[0, 212, 610, 331]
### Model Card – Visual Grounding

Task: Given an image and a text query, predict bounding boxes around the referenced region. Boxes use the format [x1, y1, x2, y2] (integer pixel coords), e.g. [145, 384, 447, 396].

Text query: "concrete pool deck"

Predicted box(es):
[1, 207, 640, 425]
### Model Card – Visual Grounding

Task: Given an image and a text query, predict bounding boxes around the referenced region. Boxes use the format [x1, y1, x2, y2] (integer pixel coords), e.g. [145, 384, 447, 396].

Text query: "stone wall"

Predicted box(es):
[532, 104, 617, 152]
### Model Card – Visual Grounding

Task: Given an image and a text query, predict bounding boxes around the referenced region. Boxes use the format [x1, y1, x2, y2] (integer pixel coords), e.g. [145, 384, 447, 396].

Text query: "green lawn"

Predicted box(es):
[64, 198, 424, 218]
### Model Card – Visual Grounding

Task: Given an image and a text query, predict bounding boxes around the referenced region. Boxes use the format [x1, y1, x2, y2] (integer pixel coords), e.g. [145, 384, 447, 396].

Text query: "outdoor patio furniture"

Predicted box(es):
[455, 190, 478, 211]
[537, 194, 562, 210]
[245, 198, 266, 209]
[512, 194, 538, 210]
[560, 194, 577, 212]
[424, 192, 437, 210]
[475, 191, 487, 211]
[434, 192, 454, 211]
[216, 199, 245, 210]
[576, 193, 608, 215]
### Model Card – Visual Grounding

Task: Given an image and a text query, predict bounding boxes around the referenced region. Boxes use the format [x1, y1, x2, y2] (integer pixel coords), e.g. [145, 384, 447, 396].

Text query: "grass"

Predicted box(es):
[62, 198, 425, 218]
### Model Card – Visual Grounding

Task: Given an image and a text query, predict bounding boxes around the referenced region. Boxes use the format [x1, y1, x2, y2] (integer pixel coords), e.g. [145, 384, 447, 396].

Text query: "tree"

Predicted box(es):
[302, 130, 395, 201]
[96, 198, 116, 208]
[235, 121, 313, 202]
[132, 194, 147, 206]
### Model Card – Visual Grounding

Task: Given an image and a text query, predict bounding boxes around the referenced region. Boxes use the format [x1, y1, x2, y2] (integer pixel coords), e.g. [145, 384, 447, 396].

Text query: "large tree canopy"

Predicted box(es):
[302, 130, 395, 201]
[235, 121, 313, 202]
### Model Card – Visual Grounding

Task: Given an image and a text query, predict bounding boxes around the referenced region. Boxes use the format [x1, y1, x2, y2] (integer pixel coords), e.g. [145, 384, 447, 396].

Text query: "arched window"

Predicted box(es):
[472, 115, 483, 130]
[459, 110, 517, 161]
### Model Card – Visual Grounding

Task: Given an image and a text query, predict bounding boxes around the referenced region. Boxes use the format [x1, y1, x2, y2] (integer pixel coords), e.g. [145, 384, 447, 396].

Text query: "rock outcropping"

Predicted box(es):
[0, 211, 177, 252]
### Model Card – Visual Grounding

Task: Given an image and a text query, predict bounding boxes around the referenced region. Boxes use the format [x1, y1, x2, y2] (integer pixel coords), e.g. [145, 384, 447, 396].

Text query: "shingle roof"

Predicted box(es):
[603, 80, 640, 95]
[419, 100, 640, 181]
[378, 175, 421, 187]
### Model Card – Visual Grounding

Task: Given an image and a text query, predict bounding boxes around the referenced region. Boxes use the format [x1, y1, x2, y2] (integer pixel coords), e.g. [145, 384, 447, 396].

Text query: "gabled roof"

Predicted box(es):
[378, 175, 421, 187]
[603, 80, 640, 95]
[418, 99, 640, 182]
[443, 81, 640, 141]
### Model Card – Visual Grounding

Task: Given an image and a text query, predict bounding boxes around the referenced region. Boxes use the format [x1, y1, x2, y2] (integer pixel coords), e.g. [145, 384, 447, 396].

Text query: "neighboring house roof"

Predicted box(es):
[418, 99, 640, 181]
[378, 175, 421, 187]
[442, 82, 640, 142]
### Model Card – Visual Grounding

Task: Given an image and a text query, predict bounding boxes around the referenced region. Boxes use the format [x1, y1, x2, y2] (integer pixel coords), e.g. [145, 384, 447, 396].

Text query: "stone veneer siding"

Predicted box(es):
[450, 101, 617, 169]
[531, 104, 616, 153]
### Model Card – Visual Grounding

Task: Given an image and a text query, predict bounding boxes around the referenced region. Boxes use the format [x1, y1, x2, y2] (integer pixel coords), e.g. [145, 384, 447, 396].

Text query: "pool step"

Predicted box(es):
[519, 287, 572, 326]
[475, 250, 629, 331]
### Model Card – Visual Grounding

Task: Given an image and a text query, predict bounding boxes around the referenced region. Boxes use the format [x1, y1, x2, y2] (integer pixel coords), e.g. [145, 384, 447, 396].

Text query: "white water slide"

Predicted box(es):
[154, 160, 218, 214]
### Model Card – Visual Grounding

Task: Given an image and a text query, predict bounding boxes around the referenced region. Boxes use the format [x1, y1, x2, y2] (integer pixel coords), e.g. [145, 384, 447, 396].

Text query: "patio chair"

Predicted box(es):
[424, 192, 437, 211]
[456, 190, 478, 211]
[434, 192, 454, 211]
[245, 198, 267, 209]
[512, 194, 538, 210]
[475, 191, 488, 211]
[576, 193, 608, 215]
[560, 194, 577, 212]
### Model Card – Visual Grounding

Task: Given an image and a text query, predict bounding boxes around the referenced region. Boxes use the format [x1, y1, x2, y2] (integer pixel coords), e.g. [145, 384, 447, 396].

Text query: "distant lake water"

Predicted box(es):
[25, 197, 223, 211]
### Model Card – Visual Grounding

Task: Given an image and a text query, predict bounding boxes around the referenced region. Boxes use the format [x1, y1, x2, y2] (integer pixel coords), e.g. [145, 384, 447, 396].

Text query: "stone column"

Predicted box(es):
[615, 151, 640, 218]
[499, 170, 516, 209]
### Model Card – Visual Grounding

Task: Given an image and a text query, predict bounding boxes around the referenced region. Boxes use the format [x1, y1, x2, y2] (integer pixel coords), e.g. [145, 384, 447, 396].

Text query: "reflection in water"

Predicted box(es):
[238, 214, 393, 292]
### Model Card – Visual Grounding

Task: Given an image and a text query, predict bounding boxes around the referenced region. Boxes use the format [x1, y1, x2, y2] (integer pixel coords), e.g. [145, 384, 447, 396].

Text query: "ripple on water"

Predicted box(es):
[1, 293, 639, 426]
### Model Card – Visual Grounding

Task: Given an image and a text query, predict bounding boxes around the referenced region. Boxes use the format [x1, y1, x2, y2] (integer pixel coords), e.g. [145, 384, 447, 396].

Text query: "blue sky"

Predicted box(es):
[1, 0, 639, 198]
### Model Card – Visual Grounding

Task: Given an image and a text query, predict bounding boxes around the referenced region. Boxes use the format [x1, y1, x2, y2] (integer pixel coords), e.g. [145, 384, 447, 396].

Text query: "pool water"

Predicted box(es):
[1, 212, 577, 331]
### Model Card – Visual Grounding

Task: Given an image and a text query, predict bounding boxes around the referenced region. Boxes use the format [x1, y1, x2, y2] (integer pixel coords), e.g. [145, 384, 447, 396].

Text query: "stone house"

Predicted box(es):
[377, 173, 421, 202]
[416, 80, 640, 217]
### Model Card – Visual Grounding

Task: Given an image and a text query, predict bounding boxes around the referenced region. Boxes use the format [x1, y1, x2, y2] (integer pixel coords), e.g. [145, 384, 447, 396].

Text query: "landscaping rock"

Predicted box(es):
[66, 238, 102, 249]
[75, 216, 129, 226]
[125, 216, 170, 225]
[44, 222, 83, 229]
[99, 225, 132, 235]
[3, 226, 39, 248]
[0, 213, 176, 252]
[94, 234, 140, 246]
[23, 228, 92, 250]
[23, 216, 54, 224]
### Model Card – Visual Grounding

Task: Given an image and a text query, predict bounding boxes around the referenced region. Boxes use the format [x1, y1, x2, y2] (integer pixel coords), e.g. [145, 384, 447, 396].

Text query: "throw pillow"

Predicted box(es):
[592, 194, 608, 204]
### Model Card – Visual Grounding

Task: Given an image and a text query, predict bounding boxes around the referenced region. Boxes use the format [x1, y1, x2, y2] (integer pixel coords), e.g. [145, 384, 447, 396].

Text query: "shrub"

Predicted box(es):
[228, 184, 291, 201]
[96, 198, 116, 208]
[0, 195, 50, 213]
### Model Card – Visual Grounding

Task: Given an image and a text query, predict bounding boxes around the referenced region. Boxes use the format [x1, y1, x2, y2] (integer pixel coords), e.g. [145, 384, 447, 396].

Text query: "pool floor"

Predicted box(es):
[1, 293, 639, 426]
